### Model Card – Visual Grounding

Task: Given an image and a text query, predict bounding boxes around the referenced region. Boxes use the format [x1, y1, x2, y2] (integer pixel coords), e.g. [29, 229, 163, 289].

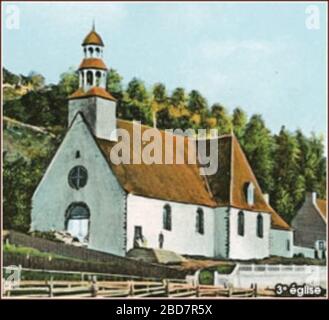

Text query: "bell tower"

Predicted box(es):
[68, 24, 117, 141]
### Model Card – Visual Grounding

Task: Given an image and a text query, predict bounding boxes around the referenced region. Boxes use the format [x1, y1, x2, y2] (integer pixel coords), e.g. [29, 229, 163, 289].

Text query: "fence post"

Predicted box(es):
[253, 283, 257, 297]
[48, 276, 54, 297]
[196, 284, 200, 297]
[228, 284, 233, 297]
[213, 271, 218, 286]
[164, 280, 170, 297]
[129, 281, 135, 297]
[91, 276, 98, 297]
[18, 265, 22, 284]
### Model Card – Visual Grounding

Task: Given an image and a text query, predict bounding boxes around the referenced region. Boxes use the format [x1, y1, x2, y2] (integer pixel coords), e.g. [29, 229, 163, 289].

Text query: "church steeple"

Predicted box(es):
[69, 25, 115, 100]
[68, 26, 117, 141]
[79, 25, 107, 91]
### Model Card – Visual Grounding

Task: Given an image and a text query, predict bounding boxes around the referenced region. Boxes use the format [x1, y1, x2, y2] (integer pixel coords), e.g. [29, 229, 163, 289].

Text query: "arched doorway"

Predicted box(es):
[65, 203, 90, 242]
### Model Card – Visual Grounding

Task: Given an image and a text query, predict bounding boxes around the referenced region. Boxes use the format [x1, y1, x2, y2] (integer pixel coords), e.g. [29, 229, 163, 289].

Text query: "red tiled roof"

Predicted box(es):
[82, 30, 104, 46]
[79, 58, 107, 70]
[69, 87, 116, 101]
[231, 136, 290, 230]
[93, 121, 291, 230]
[316, 199, 327, 221]
[200, 135, 291, 230]
[96, 120, 217, 207]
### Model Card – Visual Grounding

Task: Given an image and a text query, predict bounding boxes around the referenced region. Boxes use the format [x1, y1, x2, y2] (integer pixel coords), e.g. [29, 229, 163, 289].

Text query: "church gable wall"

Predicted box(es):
[31, 114, 126, 256]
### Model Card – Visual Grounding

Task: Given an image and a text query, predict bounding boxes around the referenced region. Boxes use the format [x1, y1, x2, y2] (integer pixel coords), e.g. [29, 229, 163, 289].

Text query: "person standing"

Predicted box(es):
[159, 232, 164, 249]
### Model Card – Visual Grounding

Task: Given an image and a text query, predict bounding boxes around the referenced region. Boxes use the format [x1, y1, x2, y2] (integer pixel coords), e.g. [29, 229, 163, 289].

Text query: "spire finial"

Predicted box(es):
[92, 19, 95, 31]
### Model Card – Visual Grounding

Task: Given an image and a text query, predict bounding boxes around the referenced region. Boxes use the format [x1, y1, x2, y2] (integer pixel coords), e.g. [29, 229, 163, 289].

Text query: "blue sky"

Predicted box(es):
[2, 1, 327, 145]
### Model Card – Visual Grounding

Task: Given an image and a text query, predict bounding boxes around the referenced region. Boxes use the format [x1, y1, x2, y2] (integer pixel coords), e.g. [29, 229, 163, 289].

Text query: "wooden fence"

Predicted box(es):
[3, 279, 257, 298]
[2, 267, 256, 298]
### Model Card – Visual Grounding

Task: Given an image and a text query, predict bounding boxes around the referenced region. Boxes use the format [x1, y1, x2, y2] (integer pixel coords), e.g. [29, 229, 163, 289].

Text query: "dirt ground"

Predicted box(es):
[172, 257, 234, 273]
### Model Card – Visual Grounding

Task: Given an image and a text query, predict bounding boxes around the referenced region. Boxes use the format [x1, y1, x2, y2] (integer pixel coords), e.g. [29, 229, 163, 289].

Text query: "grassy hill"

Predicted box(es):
[3, 117, 60, 232]
[3, 83, 34, 101]
[3, 116, 57, 162]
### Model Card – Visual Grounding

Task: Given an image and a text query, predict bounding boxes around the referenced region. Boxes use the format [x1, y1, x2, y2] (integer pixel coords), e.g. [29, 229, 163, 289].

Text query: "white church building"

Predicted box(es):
[31, 27, 293, 260]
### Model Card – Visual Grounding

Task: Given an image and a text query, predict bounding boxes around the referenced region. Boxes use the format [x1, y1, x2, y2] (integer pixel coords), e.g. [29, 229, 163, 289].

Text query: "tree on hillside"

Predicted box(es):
[3, 85, 67, 130]
[161, 87, 190, 130]
[45, 85, 68, 128]
[107, 68, 123, 100]
[28, 71, 45, 90]
[58, 67, 79, 95]
[151, 83, 168, 127]
[188, 90, 208, 114]
[296, 130, 326, 199]
[232, 107, 247, 142]
[211, 103, 232, 135]
[126, 77, 149, 102]
[3, 154, 51, 232]
[3, 68, 20, 85]
[243, 114, 275, 194]
[272, 126, 304, 222]
[171, 87, 188, 107]
[3, 97, 24, 120]
[316, 155, 327, 199]
[121, 78, 151, 124]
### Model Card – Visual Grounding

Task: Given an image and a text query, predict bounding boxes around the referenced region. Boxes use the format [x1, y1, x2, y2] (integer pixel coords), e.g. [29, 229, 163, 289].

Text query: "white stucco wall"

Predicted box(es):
[293, 245, 315, 258]
[213, 207, 229, 258]
[270, 229, 293, 258]
[229, 208, 271, 260]
[31, 113, 126, 256]
[68, 97, 117, 141]
[126, 194, 215, 257]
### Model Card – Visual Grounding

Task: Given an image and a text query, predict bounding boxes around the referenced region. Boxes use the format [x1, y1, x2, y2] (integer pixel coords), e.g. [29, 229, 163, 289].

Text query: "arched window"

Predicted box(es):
[246, 182, 255, 206]
[65, 202, 90, 242]
[96, 71, 101, 86]
[86, 71, 93, 85]
[68, 166, 88, 190]
[196, 208, 204, 234]
[95, 47, 100, 57]
[286, 239, 290, 251]
[163, 204, 172, 231]
[257, 214, 263, 238]
[83, 48, 87, 57]
[238, 211, 244, 236]
[88, 47, 94, 57]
